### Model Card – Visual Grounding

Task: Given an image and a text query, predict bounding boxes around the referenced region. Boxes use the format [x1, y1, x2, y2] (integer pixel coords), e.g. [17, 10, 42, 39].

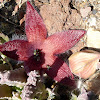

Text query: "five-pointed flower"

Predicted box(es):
[0, 1, 86, 86]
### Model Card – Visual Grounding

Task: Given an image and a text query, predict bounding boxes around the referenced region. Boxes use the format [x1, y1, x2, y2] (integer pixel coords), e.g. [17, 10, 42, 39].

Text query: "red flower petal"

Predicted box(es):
[24, 59, 42, 73]
[25, 1, 47, 48]
[42, 30, 86, 55]
[44, 57, 76, 86]
[0, 40, 33, 61]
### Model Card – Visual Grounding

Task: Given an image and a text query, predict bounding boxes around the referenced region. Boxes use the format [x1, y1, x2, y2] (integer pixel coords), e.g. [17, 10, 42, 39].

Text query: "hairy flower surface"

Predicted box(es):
[0, 1, 86, 86]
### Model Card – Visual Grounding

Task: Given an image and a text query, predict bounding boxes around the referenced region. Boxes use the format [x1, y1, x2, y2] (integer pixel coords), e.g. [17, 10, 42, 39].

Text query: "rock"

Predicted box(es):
[92, 9, 98, 15]
[72, 0, 100, 30]
[87, 28, 100, 48]
[72, 0, 90, 10]
[40, 0, 70, 35]
[65, 9, 84, 29]
[40, 0, 84, 36]
[80, 7, 91, 18]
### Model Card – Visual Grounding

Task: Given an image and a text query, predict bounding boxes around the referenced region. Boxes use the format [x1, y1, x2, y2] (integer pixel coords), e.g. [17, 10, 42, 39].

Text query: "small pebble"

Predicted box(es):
[92, 9, 98, 15]
[80, 7, 91, 18]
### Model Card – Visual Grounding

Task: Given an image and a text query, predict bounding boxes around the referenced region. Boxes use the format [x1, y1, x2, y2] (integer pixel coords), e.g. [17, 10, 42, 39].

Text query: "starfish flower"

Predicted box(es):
[0, 1, 86, 86]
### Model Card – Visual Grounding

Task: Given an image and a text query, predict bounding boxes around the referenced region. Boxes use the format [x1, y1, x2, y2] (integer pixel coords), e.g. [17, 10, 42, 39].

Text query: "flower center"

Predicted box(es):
[33, 49, 41, 62]
[26, 49, 45, 70]
[46, 65, 51, 70]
